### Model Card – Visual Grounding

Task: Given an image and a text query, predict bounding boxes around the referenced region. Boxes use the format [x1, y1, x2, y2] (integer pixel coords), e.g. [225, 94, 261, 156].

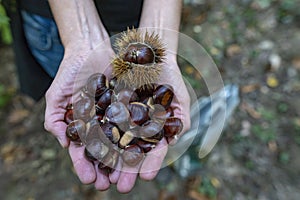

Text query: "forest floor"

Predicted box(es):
[0, 0, 300, 199]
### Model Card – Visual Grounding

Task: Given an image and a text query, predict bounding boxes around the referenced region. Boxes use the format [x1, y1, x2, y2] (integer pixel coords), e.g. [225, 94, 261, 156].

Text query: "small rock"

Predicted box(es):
[268, 53, 281, 71]
[240, 120, 251, 137]
[258, 40, 275, 50]
[193, 25, 202, 33]
[41, 149, 56, 160]
[287, 67, 298, 78]
[7, 109, 30, 124]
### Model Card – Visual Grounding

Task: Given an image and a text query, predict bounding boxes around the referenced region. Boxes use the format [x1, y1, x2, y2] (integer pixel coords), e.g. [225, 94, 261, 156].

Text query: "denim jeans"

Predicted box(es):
[21, 10, 64, 78]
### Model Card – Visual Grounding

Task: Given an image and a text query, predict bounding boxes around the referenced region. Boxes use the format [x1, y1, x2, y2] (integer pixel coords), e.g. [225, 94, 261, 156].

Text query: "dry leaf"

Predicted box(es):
[292, 57, 300, 70]
[241, 102, 261, 119]
[226, 44, 242, 57]
[188, 190, 210, 200]
[266, 75, 279, 88]
[8, 109, 30, 124]
[241, 83, 261, 93]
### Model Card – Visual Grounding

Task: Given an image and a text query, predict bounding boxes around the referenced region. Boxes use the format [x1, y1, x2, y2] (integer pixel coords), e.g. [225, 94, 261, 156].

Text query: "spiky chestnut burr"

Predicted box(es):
[113, 28, 166, 89]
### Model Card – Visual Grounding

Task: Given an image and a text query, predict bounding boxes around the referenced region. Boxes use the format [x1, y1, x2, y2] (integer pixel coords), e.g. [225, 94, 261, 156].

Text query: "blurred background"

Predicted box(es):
[0, 0, 300, 199]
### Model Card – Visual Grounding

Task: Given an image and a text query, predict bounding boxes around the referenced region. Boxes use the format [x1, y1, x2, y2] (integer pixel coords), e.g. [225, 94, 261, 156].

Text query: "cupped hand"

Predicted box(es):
[44, 40, 115, 190]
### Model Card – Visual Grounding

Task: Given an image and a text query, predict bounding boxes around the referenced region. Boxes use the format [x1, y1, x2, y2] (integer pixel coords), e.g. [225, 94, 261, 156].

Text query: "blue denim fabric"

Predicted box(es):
[21, 10, 64, 78]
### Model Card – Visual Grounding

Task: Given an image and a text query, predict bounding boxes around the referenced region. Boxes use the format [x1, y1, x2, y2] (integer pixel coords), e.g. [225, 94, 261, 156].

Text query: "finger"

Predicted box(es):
[117, 159, 143, 193]
[94, 164, 111, 191]
[139, 138, 168, 180]
[109, 157, 122, 184]
[44, 89, 70, 148]
[69, 143, 96, 184]
[117, 170, 139, 193]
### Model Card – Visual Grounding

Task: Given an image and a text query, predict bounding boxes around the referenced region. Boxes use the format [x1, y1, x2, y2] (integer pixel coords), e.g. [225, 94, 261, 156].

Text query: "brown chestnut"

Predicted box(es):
[121, 145, 144, 166]
[96, 89, 113, 115]
[85, 73, 107, 99]
[64, 107, 74, 124]
[123, 43, 155, 65]
[86, 140, 109, 161]
[98, 148, 119, 171]
[66, 119, 86, 142]
[151, 105, 174, 120]
[73, 96, 95, 122]
[139, 119, 164, 138]
[141, 131, 164, 144]
[105, 102, 129, 125]
[153, 84, 174, 109]
[115, 88, 139, 105]
[127, 102, 149, 126]
[136, 139, 155, 153]
[163, 117, 183, 137]
[84, 147, 98, 162]
[135, 84, 155, 100]
[101, 122, 120, 144]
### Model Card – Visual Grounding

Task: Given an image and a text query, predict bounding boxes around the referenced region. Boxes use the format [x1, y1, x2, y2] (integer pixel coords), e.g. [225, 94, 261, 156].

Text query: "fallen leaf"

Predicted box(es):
[241, 102, 261, 119]
[211, 177, 221, 188]
[266, 75, 279, 88]
[292, 57, 300, 70]
[241, 83, 261, 93]
[188, 190, 210, 200]
[268, 141, 278, 153]
[8, 109, 30, 124]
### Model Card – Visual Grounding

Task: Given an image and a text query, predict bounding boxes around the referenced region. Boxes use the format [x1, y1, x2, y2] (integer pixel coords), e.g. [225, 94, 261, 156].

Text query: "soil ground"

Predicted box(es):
[1, 0, 300, 199]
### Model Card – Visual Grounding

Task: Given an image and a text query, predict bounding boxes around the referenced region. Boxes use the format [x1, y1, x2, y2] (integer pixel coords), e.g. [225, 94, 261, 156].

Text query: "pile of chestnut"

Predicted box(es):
[64, 73, 183, 172]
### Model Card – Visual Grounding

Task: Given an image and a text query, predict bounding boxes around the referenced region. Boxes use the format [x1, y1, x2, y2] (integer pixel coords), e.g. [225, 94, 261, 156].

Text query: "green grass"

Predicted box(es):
[198, 177, 217, 199]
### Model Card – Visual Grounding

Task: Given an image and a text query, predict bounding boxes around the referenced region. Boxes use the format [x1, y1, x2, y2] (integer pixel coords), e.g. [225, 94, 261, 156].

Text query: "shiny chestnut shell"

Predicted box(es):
[135, 84, 155, 100]
[85, 73, 107, 99]
[64, 107, 74, 124]
[122, 145, 144, 166]
[151, 105, 174, 120]
[73, 96, 95, 122]
[127, 102, 149, 126]
[101, 122, 120, 144]
[116, 88, 139, 105]
[136, 139, 155, 153]
[139, 119, 164, 138]
[96, 89, 113, 115]
[84, 148, 98, 162]
[123, 43, 155, 65]
[163, 117, 183, 137]
[99, 148, 119, 171]
[153, 85, 174, 109]
[66, 119, 86, 142]
[105, 102, 130, 125]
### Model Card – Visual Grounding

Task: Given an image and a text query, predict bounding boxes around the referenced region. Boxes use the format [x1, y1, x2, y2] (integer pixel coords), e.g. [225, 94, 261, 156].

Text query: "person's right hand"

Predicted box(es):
[44, 39, 117, 190]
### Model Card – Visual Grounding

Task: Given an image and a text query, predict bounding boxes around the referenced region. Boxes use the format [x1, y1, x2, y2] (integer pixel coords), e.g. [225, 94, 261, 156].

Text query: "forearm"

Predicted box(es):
[48, 0, 109, 49]
[139, 0, 182, 60]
